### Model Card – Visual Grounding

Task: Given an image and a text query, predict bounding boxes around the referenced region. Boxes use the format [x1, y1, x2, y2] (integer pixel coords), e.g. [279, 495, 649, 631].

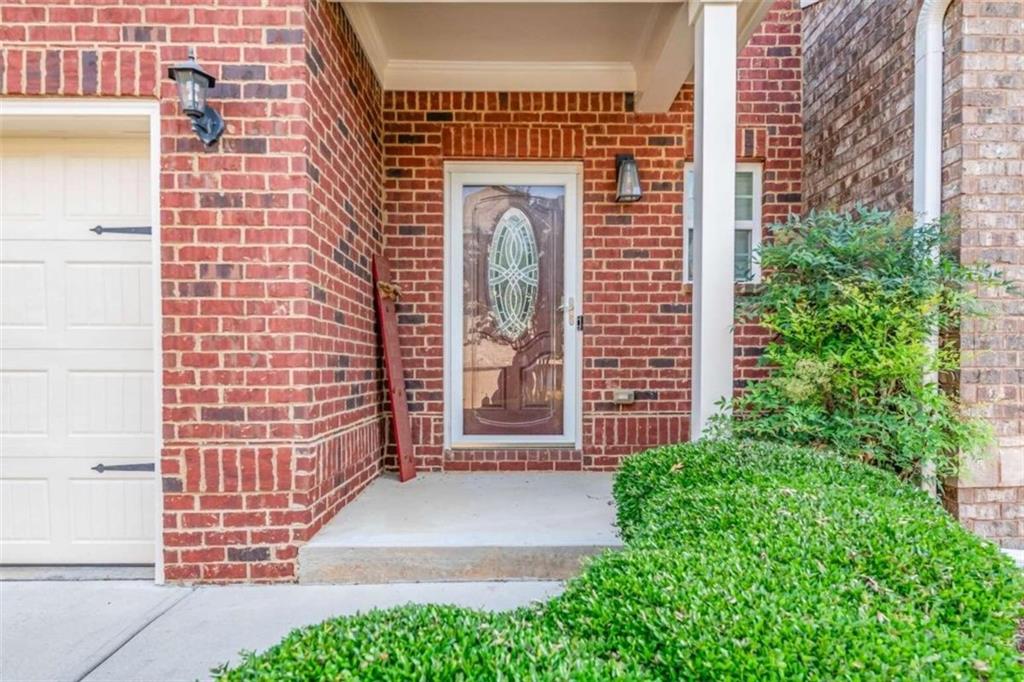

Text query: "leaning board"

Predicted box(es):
[372, 254, 417, 482]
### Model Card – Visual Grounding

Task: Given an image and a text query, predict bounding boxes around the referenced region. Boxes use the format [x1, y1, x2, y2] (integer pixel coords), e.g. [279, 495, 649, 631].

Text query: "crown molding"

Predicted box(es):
[341, 3, 388, 80]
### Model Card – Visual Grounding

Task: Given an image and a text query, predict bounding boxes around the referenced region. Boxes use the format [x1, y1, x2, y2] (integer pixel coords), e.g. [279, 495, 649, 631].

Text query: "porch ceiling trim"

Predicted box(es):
[339, 1, 774, 113]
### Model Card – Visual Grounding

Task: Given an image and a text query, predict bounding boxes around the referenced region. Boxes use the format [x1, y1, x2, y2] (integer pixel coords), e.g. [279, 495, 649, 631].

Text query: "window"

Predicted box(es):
[684, 162, 762, 282]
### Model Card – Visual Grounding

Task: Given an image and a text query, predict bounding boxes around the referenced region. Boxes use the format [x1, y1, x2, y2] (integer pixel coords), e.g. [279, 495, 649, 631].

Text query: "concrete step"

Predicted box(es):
[298, 472, 622, 584]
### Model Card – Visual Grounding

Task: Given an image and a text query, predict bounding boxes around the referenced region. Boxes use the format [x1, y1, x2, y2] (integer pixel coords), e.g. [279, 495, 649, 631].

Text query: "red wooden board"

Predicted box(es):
[373, 255, 416, 482]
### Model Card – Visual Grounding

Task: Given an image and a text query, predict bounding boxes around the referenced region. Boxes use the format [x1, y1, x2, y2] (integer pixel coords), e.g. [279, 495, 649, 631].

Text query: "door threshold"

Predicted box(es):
[446, 443, 580, 451]
[0, 564, 155, 581]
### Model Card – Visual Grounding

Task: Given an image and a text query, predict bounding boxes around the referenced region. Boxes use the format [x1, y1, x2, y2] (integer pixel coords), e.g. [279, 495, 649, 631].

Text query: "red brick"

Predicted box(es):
[3, 0, 800, 581]
[383, 0, 801, 473]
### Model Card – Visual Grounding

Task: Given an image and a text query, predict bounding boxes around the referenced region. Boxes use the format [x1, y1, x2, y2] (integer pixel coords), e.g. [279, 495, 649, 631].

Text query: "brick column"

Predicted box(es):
[950, 0, 1024, 547]
[0, 0, 386, 582]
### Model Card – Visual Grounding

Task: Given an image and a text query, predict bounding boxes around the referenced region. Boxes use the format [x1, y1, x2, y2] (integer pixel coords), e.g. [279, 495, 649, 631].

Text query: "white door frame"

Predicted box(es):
[0, 98, 163, 582]
[443, 161, 583, 450]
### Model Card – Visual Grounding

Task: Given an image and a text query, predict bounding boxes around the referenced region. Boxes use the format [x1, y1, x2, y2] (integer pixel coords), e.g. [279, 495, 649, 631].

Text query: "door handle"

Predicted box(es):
[557, 297, 575, 326]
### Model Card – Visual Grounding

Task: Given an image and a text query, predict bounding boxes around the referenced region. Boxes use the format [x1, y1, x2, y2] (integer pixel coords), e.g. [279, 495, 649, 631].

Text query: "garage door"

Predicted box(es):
[1, 137, 156, 564]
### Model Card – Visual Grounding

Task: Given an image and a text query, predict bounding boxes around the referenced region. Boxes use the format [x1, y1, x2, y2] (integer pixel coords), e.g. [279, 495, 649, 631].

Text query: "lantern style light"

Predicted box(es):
[167, 48, 224, 146]
[615, 154, 642, 203]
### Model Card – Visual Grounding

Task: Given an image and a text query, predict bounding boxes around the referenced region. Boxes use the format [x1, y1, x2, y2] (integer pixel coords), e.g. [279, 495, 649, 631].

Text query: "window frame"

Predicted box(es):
[683, 161, 763, 284]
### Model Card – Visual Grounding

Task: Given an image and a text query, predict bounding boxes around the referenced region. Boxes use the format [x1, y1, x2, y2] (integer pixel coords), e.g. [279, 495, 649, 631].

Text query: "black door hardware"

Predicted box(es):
[90, 225, 152, 236]
[91, 462, 156, 473]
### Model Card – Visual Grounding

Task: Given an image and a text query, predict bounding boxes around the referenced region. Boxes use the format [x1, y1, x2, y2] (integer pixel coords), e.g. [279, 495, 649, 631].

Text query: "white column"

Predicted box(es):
[689, 0, 738, 441]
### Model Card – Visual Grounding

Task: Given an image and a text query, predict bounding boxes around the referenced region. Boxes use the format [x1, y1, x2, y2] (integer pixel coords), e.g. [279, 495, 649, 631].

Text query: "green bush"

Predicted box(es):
[713, 208, 1008, 482]
[214, 605, 636, 681]
[219, 441, 1023, 681]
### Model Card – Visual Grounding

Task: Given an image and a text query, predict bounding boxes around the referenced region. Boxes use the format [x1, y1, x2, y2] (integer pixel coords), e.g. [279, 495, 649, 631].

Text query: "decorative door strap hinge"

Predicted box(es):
[91, 462, 156, 473]
[90, 225, 152, 236]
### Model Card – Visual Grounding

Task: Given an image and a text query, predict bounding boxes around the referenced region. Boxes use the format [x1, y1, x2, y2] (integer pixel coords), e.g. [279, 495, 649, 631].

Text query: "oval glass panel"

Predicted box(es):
[487, 207, 539, 340]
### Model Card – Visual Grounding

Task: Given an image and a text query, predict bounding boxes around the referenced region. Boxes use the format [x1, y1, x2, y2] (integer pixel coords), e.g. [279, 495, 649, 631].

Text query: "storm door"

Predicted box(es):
[445, 164, 581, 448]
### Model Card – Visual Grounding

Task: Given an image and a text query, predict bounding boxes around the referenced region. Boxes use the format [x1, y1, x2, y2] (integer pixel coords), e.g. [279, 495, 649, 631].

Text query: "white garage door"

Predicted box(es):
[1, 137, 156, 564]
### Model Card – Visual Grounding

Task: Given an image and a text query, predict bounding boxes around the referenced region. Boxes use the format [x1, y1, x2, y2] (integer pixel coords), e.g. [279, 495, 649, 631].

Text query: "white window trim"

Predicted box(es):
[443, 162, 583, 450]
[683, 161, 763, 283]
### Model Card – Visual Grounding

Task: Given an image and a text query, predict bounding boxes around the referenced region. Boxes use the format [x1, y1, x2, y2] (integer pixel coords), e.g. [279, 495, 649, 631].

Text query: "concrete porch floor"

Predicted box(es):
[299, 472, 623, 583]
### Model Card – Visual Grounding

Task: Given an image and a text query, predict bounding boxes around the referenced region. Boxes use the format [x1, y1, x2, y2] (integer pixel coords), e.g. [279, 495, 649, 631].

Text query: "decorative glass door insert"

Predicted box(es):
[446, 165, 580, 447]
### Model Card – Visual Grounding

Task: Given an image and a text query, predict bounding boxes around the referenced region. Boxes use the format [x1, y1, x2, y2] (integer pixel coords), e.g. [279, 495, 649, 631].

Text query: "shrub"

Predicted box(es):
[712, 208, 1008, 482]
[219, 441, 1023, 681]
[215, 605, 636, 681]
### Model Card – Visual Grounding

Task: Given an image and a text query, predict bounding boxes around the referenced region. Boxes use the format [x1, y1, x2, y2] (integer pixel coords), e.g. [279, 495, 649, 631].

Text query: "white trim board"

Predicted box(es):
[0, 98, 164, 583]
[385, 60, 637, 94]
[443, 162, 584, 450]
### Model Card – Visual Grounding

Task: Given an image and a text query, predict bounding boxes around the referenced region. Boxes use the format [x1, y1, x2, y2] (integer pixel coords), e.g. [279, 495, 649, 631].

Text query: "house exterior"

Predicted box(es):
[802, 0, 1023, 549]
[0, 0, 1015, 584]
[0, 0, 800, 582]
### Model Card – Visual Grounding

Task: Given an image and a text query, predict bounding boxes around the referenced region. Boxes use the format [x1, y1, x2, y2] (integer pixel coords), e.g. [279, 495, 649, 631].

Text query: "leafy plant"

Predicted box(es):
[712, 208, 1007, 482]
[219, 441, 1024, 681]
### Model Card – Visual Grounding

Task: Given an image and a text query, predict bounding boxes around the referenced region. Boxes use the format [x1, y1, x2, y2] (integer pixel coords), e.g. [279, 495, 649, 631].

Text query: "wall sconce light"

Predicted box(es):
[167, 48, 225, 146]
[615, 154, 642, 203]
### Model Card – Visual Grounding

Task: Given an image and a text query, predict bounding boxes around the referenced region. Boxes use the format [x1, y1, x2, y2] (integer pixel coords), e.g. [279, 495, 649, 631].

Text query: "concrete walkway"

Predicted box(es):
[0, 579, 563, 682]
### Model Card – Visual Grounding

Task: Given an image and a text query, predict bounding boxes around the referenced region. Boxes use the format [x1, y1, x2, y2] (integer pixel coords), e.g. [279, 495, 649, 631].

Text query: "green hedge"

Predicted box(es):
[219, 441, 1023, 681]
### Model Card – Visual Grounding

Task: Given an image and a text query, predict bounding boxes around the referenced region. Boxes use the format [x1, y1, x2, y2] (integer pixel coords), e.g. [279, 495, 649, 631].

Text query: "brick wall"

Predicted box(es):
[945, 0, 1024, 548]
[1, 0, 385, 581]
[1, 0, 801, 579]
[297, 0, 386, 556]
[802, 0, 918, 210]
[382, 0, 802, 471]
[802, 0, 1024, 546]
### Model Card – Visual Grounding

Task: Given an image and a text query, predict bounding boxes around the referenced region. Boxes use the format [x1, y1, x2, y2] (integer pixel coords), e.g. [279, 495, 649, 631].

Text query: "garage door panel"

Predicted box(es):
[2, 139, 149, 242]
[1, 135, 155, 565]
[2, 351, 152, 459]
[70, 477, 155, 543]
[66, 261, 153, 329]
[65, 155, 149, 222]
[0, 478, 51, 542]
[0, 149, 49, 221]
[1, 457, 154, 563]
[0, 262, 47, 328]
[0, 370, 49, 435]
[2, 231, 152, 351]
[68, 371, 154, 436]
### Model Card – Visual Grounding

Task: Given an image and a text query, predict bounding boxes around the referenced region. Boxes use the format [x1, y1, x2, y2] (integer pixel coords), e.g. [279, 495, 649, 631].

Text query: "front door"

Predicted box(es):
[445, 163, 581, 448]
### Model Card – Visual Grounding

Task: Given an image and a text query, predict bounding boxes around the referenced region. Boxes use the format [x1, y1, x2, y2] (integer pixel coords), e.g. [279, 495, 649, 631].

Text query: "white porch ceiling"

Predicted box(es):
[339, 1, 774, 112]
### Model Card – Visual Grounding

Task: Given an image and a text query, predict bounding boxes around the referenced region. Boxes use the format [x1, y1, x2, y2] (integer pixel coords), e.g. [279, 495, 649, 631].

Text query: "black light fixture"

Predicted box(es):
[615, 153, 642, 203]
[167, 48, 224, 146]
